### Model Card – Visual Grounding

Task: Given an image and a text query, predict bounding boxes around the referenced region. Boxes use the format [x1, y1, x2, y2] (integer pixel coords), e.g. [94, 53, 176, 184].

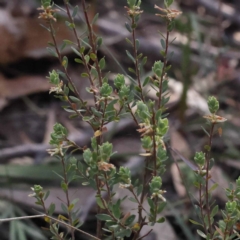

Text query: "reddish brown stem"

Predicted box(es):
[158, 27, 170, 109]
[199, 183, 208, 233]
[131, 17, 144, 101]
[205, 123, 215, 237]
[49, 21, 85, 106]
[81, 0, 103, 87]
[61, 156, 75, 240]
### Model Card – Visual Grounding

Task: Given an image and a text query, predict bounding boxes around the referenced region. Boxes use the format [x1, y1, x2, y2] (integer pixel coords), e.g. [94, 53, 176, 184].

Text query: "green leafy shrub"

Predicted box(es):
[2, 0, 238, 240]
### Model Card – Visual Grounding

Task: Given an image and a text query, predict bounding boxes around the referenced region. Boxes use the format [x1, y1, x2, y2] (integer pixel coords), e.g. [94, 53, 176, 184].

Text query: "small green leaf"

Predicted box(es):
[125, 215, 135, 225]
[39, 23, 50, 32]
[128, 197, 138, 203]
[82, 182, 89, 186]
[157, 217, 165, 223]
[96, 195, 106, 209]
[62, 56, 68, 69]
[92, 13, 99, 25]
[210, 205, 219, 217]
[168, 20, 175, 32]
[48, 203, 55, 216]
[197, 229, 207, 238]
[60, 41, 67, 51]
[141, 56, 147, 66]
[80, 46, 85, 54]
[160, 39, 166, 49]
[97, 37, 103, 48]
[69, 96, 80, 103]
[135, 39, 140, 50]
[61, 203, 68, 214]
[201, 126, 210, 137]
[65, 21, 75, 29]
[90, 53, 97, 61]
[115, 228, 132, 238]
[160, 50, 166, 57]
[134, 86, 141, 92]
[189, 219, 203, 227]
[125, 38, 132, 46]
[164, 0, 174, 7]
[137, 53, 143, 59]
[126, 50, 135, 63]
[46, 47, 58, 57]
[147, 198, 154, 209]
[128, 67, 136, 74]
[99, 57, 105, 69]
[71, 47, 81, 57]
[44, 190, 50, 201]
[63, 39, 73, 45]
[96, 214, 112, 221]
[143, 76, 150, 86]
[208, 183, 218, 193]
[82, 115, 94, 121]
[85, 55, 90, 64]
[157, 202, 167, 213]
[68, 83, 75, 92]
[125, 22, 132, 33]
[81, 73, 89, 78]
[61, 181, 68, 192]
[112, 200, 121, 219]
[72, 5, 79, 18]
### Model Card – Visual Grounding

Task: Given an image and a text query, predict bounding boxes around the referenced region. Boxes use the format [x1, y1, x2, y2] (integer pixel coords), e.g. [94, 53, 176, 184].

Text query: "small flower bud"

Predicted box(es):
[194, 151, 205, 167]
[207, 96, 219, 114]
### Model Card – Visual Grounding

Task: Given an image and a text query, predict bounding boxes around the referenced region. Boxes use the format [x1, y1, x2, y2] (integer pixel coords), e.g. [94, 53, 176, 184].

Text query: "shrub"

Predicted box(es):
[2, 0, 237, 240]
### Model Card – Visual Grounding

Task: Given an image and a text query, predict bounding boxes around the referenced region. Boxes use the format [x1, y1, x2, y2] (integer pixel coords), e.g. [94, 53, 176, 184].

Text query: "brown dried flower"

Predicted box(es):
[154, 5, 182, 21]
[124, 6, 143, 17]
[98, 161, 115, 172]
[137, 123, 153, 137]
[38, 5, 60, 22]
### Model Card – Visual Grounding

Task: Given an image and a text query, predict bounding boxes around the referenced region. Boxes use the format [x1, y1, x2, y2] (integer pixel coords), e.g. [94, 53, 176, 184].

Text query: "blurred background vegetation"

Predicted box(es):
[0, 0, 240, 239]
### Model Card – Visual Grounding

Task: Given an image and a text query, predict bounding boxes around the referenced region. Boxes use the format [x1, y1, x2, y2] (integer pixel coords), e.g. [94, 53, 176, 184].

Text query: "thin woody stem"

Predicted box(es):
[63, 1, 98, 105]
[158, 27, 170, 109]
[81, 0, 103, 87]
[131, 16, 144, 102]
[60, 156, 75, 240]
[49, 21, 85, 106]
[205, 123, 215, 237]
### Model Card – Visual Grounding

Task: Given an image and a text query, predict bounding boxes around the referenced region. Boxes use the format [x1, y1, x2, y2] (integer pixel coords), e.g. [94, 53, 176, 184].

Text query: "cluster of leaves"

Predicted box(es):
[31, 0, 181, 239]
[23, 0, 240, 240]
[188, 97, 240, 240]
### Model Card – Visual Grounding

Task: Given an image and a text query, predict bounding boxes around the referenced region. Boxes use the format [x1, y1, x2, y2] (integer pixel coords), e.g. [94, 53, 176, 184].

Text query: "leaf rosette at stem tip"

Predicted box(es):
[226, 201, 237, 214]
[100, 82, 113, 98]
[149, 176, 166, 201]
[118, 167, 132, 188]
[49, 123, 68, 144]
[156, 118, 169, 137]
[203, 96, 227, 123]
[152, 61, 164, 78]
[136, 101, 152, 121]
[194, 151, 205, 168]
[114, 74, 125, 89]
[207, 96, 219, 114]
